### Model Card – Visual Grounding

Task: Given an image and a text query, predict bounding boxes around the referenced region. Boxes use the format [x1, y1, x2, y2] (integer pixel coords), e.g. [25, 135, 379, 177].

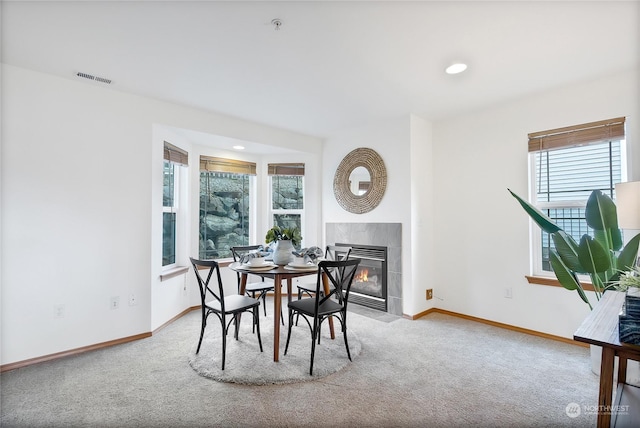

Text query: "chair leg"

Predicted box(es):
[254, 307, 263, 352]
[261, 292, 268, 317]
[221, 316, 227, 370]
[196, 311, 207, 354]
[342, 322, 352, 361]
[295, 289, 302, 326]
[251, 292, 258, 333]
[234, 314, 240, 340]
[284, 308, 294, 355]
[310, 318, 319, 376]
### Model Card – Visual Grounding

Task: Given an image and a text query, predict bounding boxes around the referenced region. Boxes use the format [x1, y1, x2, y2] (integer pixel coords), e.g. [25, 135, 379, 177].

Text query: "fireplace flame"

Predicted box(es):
[355, 269, 368, 282]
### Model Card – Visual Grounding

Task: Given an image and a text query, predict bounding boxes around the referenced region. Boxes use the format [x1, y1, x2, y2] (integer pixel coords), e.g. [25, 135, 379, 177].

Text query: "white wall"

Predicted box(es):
[3, 62, 637, 365]
[409, 114, 435, 315]
[322, 68, 638, 337]
[431, 68, 639, 338]
[1, 65, 323, 365]
[322, 116, 414, 314]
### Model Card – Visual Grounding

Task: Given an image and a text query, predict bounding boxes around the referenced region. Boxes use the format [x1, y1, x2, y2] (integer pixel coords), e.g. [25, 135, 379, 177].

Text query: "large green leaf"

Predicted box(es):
[577, 235, 611, 274]
[550, 251, 592, 308]
[508, 189, 561, 234]
[618, 233, 640, 271]
[550, 251, 580, 291]
[586, 190, 618, 231]
[575, 286, 592, 308]
[595, 228, 623, 252]
[551, 231, 584, 273]
[613, 228, 623, 251]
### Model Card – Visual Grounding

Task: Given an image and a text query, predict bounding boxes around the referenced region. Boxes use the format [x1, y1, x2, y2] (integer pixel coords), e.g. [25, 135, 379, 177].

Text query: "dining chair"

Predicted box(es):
[284, 258, 360, 375]
[231, 245, 284, 326]
[189, 257, 263, 370]
[295, 245, 352, 325]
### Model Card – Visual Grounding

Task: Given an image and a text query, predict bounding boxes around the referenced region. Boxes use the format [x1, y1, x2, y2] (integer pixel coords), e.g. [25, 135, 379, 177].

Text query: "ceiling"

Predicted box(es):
[3, 1, 638, 141]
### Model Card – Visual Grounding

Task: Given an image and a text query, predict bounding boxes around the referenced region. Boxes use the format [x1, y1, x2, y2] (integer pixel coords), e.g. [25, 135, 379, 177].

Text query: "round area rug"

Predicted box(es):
[188, 315, 361, 385]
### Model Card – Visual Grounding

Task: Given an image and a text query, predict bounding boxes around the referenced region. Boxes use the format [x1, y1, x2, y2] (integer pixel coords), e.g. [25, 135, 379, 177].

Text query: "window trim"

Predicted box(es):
[162, 161, 178, 269]
[199, 156, 256, 260]
[527, 118, 626, 278]
[525, 275, 596, 292]
[268, 163, 305, 248]
[162, 141, 189, 272]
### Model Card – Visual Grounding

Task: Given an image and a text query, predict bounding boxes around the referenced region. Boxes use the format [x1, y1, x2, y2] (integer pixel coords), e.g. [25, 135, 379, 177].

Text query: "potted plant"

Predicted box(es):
[509, 189, 640, 309]
[265, 225, 302, 265]
[510, 189, 640, 377]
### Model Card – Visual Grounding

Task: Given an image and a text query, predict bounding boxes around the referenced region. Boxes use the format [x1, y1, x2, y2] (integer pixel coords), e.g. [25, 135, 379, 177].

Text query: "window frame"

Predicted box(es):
[199, 156, 257, 261]
[268, 164, 305, 249]
[527, 118, 626, 278]
[162, 141, 189, 273]
[162, 161, 179, 269]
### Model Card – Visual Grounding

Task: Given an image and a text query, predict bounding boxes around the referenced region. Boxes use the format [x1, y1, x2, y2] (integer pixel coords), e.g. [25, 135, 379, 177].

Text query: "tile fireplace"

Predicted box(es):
[326, 223, 402, 316]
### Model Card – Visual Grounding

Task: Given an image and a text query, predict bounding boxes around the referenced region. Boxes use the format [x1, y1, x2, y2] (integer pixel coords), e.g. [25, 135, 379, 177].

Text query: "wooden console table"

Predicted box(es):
[574, 291, 640, 427]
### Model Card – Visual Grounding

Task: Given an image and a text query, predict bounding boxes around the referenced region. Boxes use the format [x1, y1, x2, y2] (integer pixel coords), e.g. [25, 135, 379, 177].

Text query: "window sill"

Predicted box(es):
[190, 259, 234, 271]
[160, 266, 189, 281]
[525, 275, 595, 292]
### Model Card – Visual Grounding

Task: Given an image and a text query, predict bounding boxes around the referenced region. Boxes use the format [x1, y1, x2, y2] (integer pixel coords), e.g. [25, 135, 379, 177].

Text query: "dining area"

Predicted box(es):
[188, 238, 362, 382]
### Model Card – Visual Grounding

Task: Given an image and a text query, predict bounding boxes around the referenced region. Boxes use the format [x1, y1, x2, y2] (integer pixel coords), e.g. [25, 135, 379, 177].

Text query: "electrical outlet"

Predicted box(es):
[110, 296, 120, 310]
[54, 304, 65, 318]
[426, 289, 433, 300]
[129, 294, 136, 306]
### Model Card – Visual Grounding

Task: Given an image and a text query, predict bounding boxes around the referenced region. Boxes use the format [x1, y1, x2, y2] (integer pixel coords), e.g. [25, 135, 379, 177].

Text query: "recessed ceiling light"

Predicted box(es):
[233, 145, 245, 150]
[445, 63, 468, 75]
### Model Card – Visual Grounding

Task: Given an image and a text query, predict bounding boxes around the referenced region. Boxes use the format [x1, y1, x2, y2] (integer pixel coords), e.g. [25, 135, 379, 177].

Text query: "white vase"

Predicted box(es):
[272, 240, 294, 265]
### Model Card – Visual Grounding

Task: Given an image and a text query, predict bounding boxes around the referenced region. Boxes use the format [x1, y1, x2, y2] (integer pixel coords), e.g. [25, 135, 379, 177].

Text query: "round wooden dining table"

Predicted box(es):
[228, 262, 335, 362]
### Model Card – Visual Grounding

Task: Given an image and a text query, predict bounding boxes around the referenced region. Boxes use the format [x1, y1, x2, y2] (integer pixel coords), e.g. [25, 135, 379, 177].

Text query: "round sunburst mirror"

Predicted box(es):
[333, 147, 387, 214]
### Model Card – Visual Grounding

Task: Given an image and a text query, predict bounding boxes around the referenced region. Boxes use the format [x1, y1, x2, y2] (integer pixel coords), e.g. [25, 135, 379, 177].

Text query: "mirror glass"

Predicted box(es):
[349, 166, 371, 196]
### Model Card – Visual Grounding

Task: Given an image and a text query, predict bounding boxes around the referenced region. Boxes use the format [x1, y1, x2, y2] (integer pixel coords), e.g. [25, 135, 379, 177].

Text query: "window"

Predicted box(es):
[199, 156, 256, 260]
[529, 118, 626, 275]
[163, 142, 188, 267]
[269, 163, 304, 250]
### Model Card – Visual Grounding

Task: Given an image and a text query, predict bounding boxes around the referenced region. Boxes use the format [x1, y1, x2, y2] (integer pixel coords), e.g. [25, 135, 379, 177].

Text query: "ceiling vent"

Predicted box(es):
[76, 72, 112, 85]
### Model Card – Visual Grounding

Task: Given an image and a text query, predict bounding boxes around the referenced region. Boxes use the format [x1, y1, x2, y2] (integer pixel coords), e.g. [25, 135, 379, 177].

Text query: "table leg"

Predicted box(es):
[273, 274, 282, 362]
[618, 356, 628, 385]
[322, 273, 335, 340]
[234, 274, 248, 333]
[597, 347, 615, 428]
[239, 273, 248, 295]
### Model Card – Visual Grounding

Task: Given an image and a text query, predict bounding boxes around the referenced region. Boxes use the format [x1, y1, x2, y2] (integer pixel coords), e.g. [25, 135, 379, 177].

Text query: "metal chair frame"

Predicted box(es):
[284, 258, 360, 375]
[295, 245, 352, 326]
[190, 257, 263, 370]
[231, 245, 284, 327]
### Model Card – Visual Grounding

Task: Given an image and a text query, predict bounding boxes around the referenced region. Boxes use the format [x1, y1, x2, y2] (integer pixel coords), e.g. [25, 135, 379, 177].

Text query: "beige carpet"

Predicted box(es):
[188, 314, 361, 384]
[0, 302, 600, 427]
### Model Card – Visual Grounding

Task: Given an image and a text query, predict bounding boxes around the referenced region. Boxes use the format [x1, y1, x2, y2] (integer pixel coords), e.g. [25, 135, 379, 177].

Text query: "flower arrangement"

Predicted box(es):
[616, 266, 640, 291]
[265, 225, 302, 247]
